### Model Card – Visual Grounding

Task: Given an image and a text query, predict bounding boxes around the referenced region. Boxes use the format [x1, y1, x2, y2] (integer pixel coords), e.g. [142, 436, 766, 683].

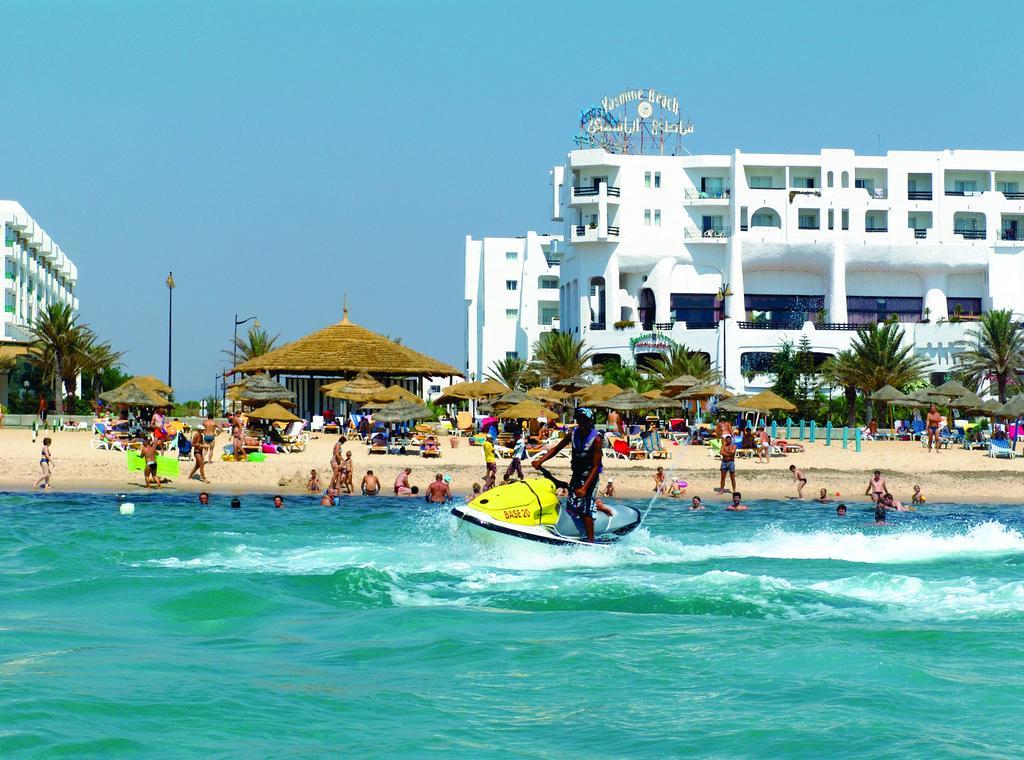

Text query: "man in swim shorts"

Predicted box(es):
[864, 470, 890, 503]
[926, 404, 942, 452]
[141, 438, 159, 489]
[394, 467, 413, 495]
[201, 413, 219, 460]
[718, 435, 737, 493]
[361, 470, 381, 495]
[425, 473, 452, 504]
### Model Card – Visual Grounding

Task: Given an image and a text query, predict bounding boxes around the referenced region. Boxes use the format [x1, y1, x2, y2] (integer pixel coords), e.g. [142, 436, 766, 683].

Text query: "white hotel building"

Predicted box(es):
[1, 201, 78, 399]
[543, 146, 1024, 390]
[465, 231, 562, 382]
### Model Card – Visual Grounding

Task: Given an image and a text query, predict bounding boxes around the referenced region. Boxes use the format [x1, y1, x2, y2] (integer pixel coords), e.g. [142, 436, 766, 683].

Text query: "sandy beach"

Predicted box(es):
[4, 427, 1022, 504]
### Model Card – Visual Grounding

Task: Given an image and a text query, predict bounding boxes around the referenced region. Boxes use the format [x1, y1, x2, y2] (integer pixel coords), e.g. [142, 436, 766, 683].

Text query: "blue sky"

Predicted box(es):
[2, 0, 1022, 399]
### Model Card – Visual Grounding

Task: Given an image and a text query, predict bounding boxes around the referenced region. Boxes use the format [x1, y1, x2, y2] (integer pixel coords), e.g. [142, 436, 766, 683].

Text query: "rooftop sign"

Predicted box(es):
[577, 87, 694, 155]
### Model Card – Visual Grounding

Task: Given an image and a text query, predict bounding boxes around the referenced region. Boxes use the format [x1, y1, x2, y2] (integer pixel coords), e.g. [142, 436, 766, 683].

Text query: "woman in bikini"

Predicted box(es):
[35, 437, 53, 490]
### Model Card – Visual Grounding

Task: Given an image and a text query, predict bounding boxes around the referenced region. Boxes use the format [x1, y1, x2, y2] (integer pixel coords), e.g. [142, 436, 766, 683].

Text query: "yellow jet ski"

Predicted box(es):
[450, 468, 642, 546]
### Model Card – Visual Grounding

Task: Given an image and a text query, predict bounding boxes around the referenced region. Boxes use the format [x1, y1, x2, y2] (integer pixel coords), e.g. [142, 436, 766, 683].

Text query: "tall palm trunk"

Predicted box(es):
[844, 385, 857, 427]
[54, 354, 64, 414]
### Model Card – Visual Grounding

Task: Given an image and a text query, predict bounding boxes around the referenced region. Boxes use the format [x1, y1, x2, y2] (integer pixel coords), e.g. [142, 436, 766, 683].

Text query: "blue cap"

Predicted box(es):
[575, 406, 595, 423]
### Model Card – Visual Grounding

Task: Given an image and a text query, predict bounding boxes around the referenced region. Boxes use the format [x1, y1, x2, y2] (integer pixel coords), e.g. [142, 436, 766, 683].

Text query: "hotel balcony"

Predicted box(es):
[4, 273, 14, 292]
[684, 226, 731, 242]
[954, 228, 987, 240]
[683, 188, 731, 203]
[570, 184, 620, 206]
[908, 190, 933, 200]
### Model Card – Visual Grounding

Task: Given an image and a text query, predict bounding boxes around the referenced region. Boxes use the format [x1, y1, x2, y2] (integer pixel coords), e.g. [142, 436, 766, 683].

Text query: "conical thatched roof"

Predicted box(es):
[527, 386, 569, 403]
[974, 398, 1004, 414]
[574, 383, 623, 403]
[247, 402, 301, 422]
[994, 394, 1024, 418]
[553, 375, 592, 392]
[737, 390, 797, 413]
[933, 380, 972, 397]
[230, 314, 461, 377]
[491, 389, 531, 411]
[127, 375, 173, 395]
[366, 384, 421, 405]
[949, 391, 985, 410]
[593, 389, 677, 411]
[100, 382, 170, 407]
[869, 385, 910, 402]
[373, 399, 433, 423]
[323, 372, 386, 401]
[716, 394, 753, 412]
[498, 399, 556, 420]
[435, 379, 508, 403]
[682, 383, 734, 400]
[663, 374, 699, 390]
[234, 372, 296, 404]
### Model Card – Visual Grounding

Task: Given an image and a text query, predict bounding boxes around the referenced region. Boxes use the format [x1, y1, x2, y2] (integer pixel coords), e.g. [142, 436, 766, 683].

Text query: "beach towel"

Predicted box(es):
[126, 451, 180, 479]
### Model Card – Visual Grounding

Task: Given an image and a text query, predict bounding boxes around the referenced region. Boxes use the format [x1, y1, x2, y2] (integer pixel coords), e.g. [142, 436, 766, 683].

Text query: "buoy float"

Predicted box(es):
[119, 502, 135, 516]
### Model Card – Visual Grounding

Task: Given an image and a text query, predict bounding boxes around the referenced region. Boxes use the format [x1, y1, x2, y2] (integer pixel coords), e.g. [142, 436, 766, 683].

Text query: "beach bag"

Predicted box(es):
[262, 443, 276, 454]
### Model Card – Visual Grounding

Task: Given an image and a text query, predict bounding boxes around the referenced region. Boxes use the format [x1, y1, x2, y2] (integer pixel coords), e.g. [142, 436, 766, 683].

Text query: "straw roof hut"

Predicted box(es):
[233, 373, 296, 405]
[127, 375, 173, 396]
[736, 390, 797, 413]
[247, 402, 301, 423]
[373, 399, 433, 424]
[230, 311, 461, 378]
[593, 389, 677, 411]
[100, 382, 170, 407]
[498, 399, 556, 420]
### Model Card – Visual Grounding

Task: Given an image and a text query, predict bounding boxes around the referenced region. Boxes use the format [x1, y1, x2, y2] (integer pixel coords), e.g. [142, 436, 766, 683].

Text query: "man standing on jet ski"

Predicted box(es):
[531, 407, 603, 543]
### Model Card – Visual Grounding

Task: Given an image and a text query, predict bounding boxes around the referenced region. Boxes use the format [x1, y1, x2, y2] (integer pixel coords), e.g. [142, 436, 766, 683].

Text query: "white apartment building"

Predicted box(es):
[465, 231, 562, 382]
[550, 146, 1024, 391]
[2, 200, 78, 344]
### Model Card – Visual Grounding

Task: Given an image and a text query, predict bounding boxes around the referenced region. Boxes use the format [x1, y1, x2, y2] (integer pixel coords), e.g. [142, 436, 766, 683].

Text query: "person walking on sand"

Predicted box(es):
[864, 470, 890, 503]
[34, 437, 54, 489]
[201, 413, 219, 461]
[718, 434, 737, 493]
[926, 404, 943, 452]
[188, 428, 209, 482]
[789, 465, 807, 499]
[141, 438, 159, 489]
[503, 432, 528, 483]
[330, 435, 345, 490]
[482, 434, 497, 491]
[342, 451, 354, 494]
[38, 395, 48, 426]
[756, 425, 770, 463]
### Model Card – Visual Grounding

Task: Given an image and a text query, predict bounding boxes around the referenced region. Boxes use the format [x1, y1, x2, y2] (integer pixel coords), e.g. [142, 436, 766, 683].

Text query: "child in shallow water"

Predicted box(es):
[912, 484, 926, 504]
[306, 469, 321, 493]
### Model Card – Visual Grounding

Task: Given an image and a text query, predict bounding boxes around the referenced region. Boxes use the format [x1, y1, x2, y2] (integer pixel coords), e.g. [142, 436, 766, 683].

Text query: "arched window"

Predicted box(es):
[841, 171, 850, 188]
[826, 170, 834, 188]
[750, 207, 782, 228]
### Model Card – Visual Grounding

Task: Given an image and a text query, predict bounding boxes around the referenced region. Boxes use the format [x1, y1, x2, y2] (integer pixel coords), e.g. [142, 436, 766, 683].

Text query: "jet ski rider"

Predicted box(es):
[531, 407, 603, 542]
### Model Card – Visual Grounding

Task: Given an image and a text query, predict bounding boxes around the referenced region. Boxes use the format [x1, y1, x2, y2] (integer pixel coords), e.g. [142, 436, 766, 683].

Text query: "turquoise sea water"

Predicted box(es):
[2, 492, 1024, 758]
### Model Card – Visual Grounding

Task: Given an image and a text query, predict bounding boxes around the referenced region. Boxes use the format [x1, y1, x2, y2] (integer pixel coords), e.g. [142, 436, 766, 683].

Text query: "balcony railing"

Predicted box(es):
[914, 228, 928, 239]
[684, 189, 731, 200]
[865, 226, 888, 233]
[684, 226, 731, 240]
[684, 321, 719, 330]
[589, 322, 606, 331]
[572, 185, 620, 197]
[945, 190, 985, 197]
[816, 323, 864, 331]
[737, 320, 806, 330]
[908, 190, 933, 200]
[607, 226, 620, 236]
[955, 228, 987, 240]
[1003, 191, 1024, 200]
[861, 188, 888, 199]
[797, 222, 820, 230]
[654, 322, 674, 330]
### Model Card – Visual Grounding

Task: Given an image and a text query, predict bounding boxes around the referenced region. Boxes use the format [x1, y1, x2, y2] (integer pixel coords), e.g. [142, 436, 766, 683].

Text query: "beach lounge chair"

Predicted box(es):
[773, 439, 803, 454]
[456, 411, 474, 437]
[278, 421, 308, 452]
[310, 415, 324, 436]
[987, 439, 1015, 459]
[706, 438, 723, 457]
[89, 423, 128, 451]
[612, 438, 647, 460]
[421, 436, 441, 458]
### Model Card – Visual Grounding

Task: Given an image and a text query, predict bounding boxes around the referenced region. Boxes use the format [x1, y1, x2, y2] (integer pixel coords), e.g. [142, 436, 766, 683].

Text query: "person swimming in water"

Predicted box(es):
[532, 407, 603, 542]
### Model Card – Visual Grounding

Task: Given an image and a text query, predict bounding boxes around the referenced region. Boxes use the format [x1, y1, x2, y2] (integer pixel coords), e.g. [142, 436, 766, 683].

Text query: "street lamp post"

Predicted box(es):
[166, 272, 175, 388]
[716, 283, 734, 386]
[229, 315, 259, 411]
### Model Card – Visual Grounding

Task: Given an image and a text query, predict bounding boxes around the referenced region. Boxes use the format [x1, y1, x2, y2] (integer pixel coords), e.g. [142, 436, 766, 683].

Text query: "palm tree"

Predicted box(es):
[819, 349, 860, 427]
[645, 344, 717, 387]
[598, 360, 657, 393]
[80, 340, 124, 403]
[955, 309, 1024, 402]
[486, 356, 536, 390]
[226, 325, 280, 364]
[27, 303, 85, 414]
[849, 322, 928, 420]
[530, 332, 593, 383]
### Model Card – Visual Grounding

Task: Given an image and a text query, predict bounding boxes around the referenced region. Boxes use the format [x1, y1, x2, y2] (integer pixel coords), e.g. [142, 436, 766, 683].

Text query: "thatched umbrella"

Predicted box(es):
[491, 389, 531, 411]
[574, 383, 623, 404]
[974, 398, 1004, 415]
[994, 394, 1024, 419]
[933, 380, 973, 397]
[553, 375, 591, 393]
[593, 389, 677, 412]
[100, 382, 170, 407]
[716, 394, 753, 413]
[737, 390, 797, 413]
[234, 373, 296, 405]
[373, 399, 433, 423]
[498, 399, 556, 420]
[323, 372, 386, 402]
[366, 385, 422, 405]
[247, 402, 301, 423]
[663, 374, 699, 393]
[949, 391, 985, 410]
[682, 383, 734, 400]
[527, 387, 569, 403]
[126, 375, 173, 396]
[870, 385, 910, 403]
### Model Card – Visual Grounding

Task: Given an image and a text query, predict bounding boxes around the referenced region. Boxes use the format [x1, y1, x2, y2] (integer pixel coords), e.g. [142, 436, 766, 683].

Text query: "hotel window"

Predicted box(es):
[750, 175, 773, 189]
[654, 172, 661, 188]
[505, 280, 518, 291]
[505, 251, 517, 261]
[828, 209, 834, 230]
[644, 172, 652, 188]
[505, 351, 519, 359]
[538, 276, 558, 289]
[954, 180, 977, 193]
[644, 209, 652, 226]
[505, 309, 518, 319]
[539, 305, 559, 325]
[654, 209, 662, 226]
[998, 181, 1019, 194]
[841, 209, 849, 230]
